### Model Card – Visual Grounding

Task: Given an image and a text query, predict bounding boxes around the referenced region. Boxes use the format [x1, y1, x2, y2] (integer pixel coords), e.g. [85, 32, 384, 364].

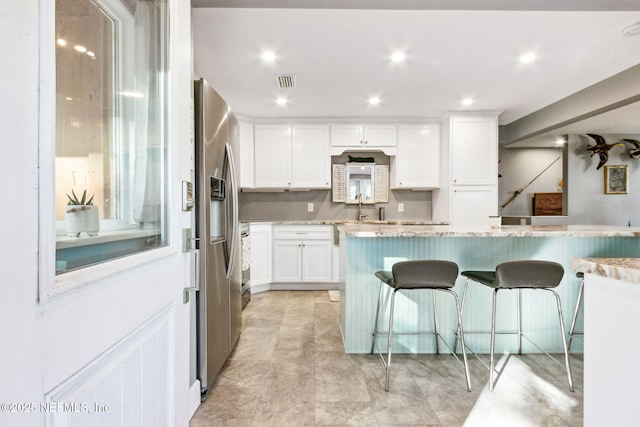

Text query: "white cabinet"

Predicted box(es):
[433, 112, 499, 225]
[450, 115, 498, 186]
[254, 124, 330, 189]
[248, 223, 272, 290]
[238, 122, 254, 188]
[330, 124, 397, 152]
[391, 124, 439, 189]
[254, 125, 291, 188]
[272, 225, 334, 283]
[291, 125, 330, 188]
[451, 186, 498, 226]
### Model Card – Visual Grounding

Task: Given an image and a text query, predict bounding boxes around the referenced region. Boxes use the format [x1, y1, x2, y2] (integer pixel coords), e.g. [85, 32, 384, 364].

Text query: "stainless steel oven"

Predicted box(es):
[240, 223, 251, 308]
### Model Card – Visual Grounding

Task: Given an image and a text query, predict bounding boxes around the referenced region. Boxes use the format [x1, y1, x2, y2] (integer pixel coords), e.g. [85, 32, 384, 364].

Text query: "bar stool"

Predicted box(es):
[568, 272, 585, 351]
[370, 260, 471, 392]
[460, 260, 574, 391]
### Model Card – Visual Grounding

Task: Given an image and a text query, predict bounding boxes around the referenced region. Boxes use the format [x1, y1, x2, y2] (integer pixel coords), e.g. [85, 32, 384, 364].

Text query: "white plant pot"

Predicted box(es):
[85, 205, 100, 236]
[65, 205, 100, 237]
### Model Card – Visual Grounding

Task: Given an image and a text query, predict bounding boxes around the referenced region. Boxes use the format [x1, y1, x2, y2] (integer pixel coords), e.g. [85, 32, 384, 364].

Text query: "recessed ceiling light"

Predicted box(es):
[275, 97, 287, 105]
[57, 38, 66, 46]
[368, 97, 381, 105]
[261, 51, 276, 62]
[519, 53, 537, 64]
[461, 98, 474, 106]
[74, 45, 87, 53]
[555, 137, 567, 145]
[86, 51, 95, 57]
[390, 52, 405, 63]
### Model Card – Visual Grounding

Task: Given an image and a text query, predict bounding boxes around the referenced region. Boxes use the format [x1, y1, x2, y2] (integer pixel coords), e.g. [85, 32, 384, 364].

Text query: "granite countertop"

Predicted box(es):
[244, 220, 447, 225]
[337, 224, 640, 238]
[571, 258, 640, 284]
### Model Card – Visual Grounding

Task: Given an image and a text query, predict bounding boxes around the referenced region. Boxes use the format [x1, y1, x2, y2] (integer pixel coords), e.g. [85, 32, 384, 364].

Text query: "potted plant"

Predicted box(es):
[65, 190, 99, 237]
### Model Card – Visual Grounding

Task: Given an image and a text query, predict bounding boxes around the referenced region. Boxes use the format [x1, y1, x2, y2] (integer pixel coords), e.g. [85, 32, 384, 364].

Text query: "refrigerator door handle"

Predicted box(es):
[225, 143, 239, 279]
[183, 247, 200, 304]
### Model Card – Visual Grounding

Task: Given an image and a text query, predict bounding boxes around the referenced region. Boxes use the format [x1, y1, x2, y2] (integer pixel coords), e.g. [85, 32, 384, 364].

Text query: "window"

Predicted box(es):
[54, 0, 168, 274]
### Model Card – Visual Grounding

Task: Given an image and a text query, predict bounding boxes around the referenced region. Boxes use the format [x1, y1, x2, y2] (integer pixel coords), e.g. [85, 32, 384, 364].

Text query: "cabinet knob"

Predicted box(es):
[364, 140, 368, 144]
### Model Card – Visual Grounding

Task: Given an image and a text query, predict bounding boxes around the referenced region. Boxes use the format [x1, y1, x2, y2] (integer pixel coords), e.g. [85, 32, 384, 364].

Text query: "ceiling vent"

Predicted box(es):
[276, 75, 296, 89]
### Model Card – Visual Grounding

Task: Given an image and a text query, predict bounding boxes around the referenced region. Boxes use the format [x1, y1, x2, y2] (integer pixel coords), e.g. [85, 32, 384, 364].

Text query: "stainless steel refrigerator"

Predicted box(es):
[193, 78, 242, 399]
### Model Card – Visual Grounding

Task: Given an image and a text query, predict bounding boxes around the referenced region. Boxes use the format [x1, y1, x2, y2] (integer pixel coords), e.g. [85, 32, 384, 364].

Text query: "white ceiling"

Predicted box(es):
[192, 2, 640, 132]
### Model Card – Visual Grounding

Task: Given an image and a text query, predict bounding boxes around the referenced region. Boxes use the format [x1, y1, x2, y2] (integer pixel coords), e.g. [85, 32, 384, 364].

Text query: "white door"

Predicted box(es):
[452, 186, 498, 226]
[5, 1, 194, 426]
[291, 125, 330, 188]
[301, 240, 333, 282]
[273, 240, 303, 282]
[254, 125, 292, 187]
[394, 125, 439, 189]
[330, 124, 364, 146]
[451, 116, 498, 186]
[364, 124, 397, 147]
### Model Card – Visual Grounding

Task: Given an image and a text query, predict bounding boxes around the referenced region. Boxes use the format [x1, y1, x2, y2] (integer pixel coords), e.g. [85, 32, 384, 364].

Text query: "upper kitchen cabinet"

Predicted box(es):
[254, 124, 330, 189]
[390, 124, 439, 190]
[291, 125, 330, 188]
[447, 114, 498, 186]
[330, 124, 397, 155]
[254, 124, 291, 188]
[238, 122, 254, 188]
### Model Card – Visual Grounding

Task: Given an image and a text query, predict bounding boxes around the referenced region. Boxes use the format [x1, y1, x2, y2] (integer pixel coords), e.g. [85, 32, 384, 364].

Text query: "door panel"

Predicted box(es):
[273, 241, 302, 282]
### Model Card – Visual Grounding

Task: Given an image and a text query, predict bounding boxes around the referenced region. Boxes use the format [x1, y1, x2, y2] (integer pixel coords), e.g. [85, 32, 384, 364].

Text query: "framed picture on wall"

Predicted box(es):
[604, 165, 628, 194]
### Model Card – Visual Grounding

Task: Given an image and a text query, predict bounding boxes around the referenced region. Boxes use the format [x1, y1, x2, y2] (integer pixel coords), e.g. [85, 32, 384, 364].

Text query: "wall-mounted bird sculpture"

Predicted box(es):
[622, 138, 640, 159]
[586, 133, 625, 170]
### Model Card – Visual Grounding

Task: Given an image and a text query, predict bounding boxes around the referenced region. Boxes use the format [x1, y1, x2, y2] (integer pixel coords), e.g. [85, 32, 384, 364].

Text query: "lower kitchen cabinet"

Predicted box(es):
[451, 186, 498, 226]
[272, 225, 334, 283]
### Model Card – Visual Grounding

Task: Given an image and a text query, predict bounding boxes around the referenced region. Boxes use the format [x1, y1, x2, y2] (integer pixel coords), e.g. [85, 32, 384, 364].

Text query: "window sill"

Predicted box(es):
[56, 228, 161, 249]
[56, 228, 163, 274]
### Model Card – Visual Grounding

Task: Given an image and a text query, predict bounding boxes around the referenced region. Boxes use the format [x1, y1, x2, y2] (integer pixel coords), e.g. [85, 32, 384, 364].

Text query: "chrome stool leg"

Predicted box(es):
[370, 281, 384, 354]
[549, 289, 575, 392]
[453, 278, 471, 354]
[489, 288, 499, 390]
[445, 289, 472, 391]
[516, 288, 522, 355]
[432, 289, 440, 354]
[568, 278, 584, 351]
[384, 289, 398, 392]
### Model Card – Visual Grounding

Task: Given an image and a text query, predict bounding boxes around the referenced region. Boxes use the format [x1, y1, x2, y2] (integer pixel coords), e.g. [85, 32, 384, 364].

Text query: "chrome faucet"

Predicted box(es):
[357, 193, 368, 222]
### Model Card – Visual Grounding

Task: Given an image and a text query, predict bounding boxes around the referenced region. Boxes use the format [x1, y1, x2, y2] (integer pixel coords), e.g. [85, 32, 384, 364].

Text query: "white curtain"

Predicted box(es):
[132, 0, 164, 225]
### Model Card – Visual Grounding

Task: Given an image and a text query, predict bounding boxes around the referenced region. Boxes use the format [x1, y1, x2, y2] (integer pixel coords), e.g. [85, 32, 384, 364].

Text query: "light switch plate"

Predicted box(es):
[398, 203, 405, 212]
[307, 203, 314, 212]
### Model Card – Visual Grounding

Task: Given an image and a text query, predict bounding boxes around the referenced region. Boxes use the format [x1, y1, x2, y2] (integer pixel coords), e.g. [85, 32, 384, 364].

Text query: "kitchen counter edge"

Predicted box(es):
[571, 258, 640, 284]
[336, 224, 640, 238]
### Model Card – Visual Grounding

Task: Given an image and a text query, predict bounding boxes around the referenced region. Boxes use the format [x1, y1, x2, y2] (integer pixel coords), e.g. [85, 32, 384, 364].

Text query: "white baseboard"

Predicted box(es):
[252, 283, 339, 293]
[189, 380, 201, 419]
[251, 283, 271, 294]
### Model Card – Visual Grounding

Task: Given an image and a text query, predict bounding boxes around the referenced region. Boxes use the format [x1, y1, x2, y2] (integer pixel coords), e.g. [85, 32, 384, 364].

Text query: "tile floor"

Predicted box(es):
[190, 290, 583, 426]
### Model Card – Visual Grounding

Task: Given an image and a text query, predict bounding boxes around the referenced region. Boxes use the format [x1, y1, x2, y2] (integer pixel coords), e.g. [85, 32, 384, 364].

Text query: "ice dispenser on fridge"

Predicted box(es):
[209, 176, 226, 243]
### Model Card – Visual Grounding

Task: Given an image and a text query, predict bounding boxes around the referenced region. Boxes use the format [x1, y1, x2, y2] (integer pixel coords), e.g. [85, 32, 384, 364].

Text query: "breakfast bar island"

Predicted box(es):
[337, 224, 640, 354]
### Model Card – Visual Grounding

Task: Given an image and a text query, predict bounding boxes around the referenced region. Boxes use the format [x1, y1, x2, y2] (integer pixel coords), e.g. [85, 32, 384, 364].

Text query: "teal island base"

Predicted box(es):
[338, 225, 640, 355]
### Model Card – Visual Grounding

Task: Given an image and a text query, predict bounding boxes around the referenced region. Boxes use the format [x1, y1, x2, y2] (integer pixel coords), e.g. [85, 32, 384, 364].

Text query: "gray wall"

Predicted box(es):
[499, 134, 640, 225]
[567, 133, 640, 226]
[239, 151, 432, 221]
[498, 147, 564, 216]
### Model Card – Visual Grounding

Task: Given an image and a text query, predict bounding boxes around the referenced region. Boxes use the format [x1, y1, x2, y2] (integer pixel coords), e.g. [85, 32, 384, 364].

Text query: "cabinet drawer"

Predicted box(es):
[272, 225, 332, 240]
